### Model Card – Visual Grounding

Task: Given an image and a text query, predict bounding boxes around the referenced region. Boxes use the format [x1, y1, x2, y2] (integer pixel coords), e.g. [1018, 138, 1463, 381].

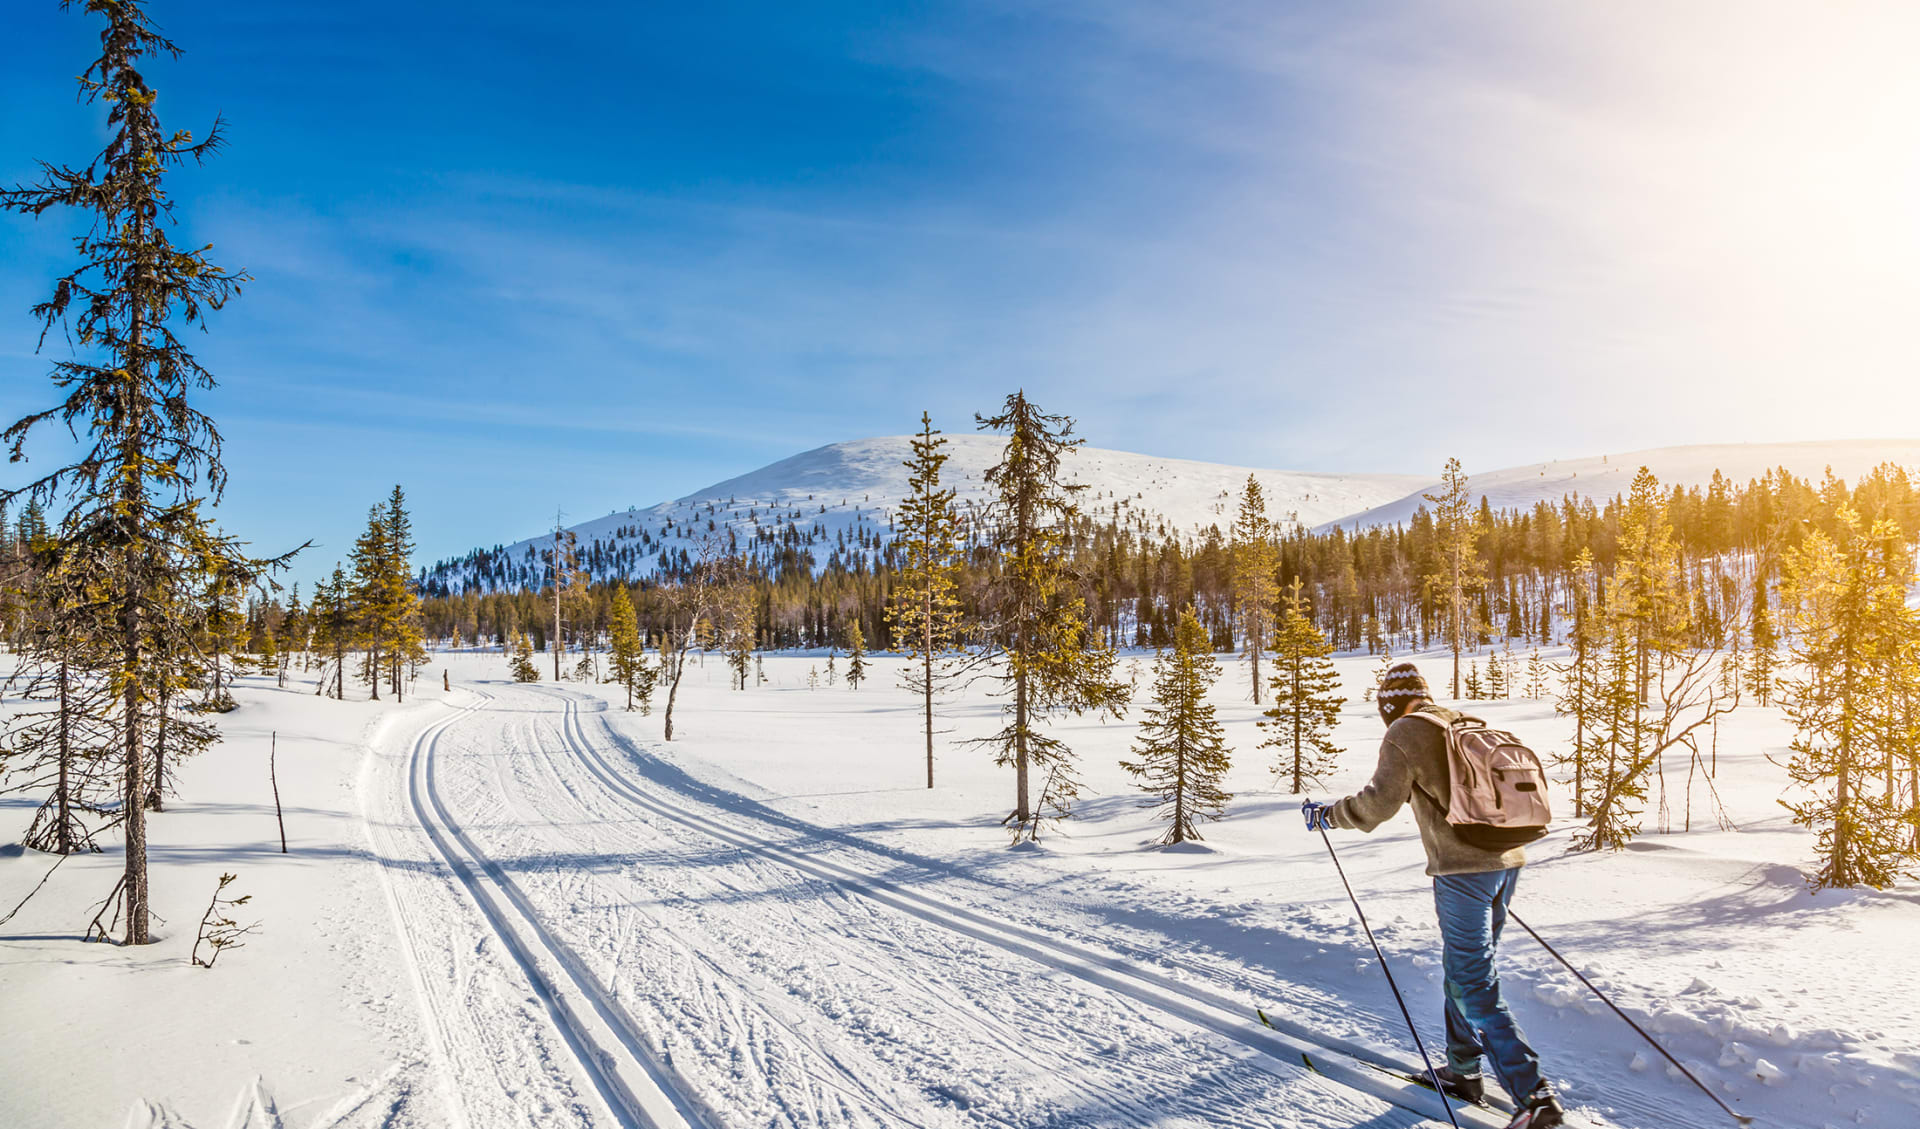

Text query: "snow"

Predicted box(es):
[1322, 439, 1920, 531]
[436, 436, 1920, 591]
[433, 435, 1427, 589]
[3, 644, 1917, 1129]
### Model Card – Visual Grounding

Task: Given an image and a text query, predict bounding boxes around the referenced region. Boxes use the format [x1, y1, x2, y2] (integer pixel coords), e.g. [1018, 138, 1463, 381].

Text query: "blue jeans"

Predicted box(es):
[1433, 868, 1544, 1101]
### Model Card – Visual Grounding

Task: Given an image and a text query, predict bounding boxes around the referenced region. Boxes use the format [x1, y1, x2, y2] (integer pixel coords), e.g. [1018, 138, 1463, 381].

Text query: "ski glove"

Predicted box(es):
[1301, 799, 1336, 833]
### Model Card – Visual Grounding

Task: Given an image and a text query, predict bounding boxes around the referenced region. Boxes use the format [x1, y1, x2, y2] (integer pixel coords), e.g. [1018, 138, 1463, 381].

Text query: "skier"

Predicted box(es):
[1302, 661, 1565, 1129]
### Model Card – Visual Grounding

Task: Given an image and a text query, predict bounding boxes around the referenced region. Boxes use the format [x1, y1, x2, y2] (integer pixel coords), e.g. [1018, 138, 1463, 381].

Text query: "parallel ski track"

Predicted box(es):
[403, 690, 716, 1129]
[543, 687, 1503, 1129]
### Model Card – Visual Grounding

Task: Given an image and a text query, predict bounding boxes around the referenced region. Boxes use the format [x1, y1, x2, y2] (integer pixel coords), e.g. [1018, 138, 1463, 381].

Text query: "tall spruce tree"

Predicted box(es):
[1579, 469, 1689, 849]
[2, 0, 259, 942]
[1778, 506, 1917, 889]
[1121, 610, 1231, 844]
[1425, 458, 1487, 697]
[1231, 475, 1278, 704]
[1259, 577, 1346, 792]
[1552, 550, 1605, 819]
[606, 585, 654, 712]
[887, 413, 965, 787]
[974, 392, 1129, 841]
[380, 486, 425, 700]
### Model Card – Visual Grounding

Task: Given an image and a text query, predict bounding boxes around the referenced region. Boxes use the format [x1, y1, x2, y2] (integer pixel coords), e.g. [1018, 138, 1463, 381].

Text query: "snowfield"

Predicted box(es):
[2, 647, 1916, 1129]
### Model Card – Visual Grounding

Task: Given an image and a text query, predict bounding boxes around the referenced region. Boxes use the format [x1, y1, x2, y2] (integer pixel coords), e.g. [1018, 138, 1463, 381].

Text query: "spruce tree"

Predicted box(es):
[1580, 469, 1689, 849]
[3, 0, 262, 942]
[380, 486, 425, 700]
[1258, 577, 1346, 792]
[974, 392, 1129, 841]
[606, 585, 654, 712]
[4, 540, 117, 853]
[1778, 506, 1916, 889]
[1231, 475, 1278, 704]
[846, 620, 867, 689]
[1425, 458, 1487, 697]
[510, 633, 542, 682]
[1464, 660, 1484, 700]
[1748, 566, 1778, 707]
[349, 507, 389, 700]
[887, 412, 965, 787]
[1552, 550, 1605, 819]
[1121, 610, 1232, 844]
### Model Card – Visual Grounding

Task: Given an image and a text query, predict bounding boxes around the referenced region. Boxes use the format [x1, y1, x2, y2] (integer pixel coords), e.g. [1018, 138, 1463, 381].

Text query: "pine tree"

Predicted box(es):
[1231, 475, 1278, 704]
[1525, 649, 1545, 699]
[1552, 551, 1605, 820]
[380, 486, 425, 700]
[310, 567, 353, 699]
[1748, 565, 1778, 707]
[846, 620, 867, 689]
[1259, 578, 1346, 793]
[3, 541, 117, 853]
[973, 392, 1129, 841]
[826, 651, 837, 686]
[1426, 458, 1488, 698]
[887, 412, 965, 787]
[1778, 506, 1916, 889]
[1464, 660, 1484, 700]
[718, 579, 755, 690]
[1121, 610, 1232, 844]
[510, 632, 542, 682]
[606, 585, 654, 712]
[3, 0, 262, 942]
[349, 506, 390, 701]
[1487, 649, 1508, 699]
[1580, 469, 1689, 849]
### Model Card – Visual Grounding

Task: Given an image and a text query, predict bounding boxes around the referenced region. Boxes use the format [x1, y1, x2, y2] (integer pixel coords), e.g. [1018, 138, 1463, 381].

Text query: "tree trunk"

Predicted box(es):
[1014, 666, 1030, 823]
[56, 661, 72, 855]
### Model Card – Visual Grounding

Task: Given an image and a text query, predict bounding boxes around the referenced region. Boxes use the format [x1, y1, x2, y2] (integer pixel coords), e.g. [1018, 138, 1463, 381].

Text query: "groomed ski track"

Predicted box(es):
[369, 681, 1532, 1128]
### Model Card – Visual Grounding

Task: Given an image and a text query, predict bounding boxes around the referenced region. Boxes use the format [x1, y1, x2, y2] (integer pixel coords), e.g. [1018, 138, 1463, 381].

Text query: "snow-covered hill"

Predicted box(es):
[1321, 439, 1920, 532]
[428, 436, 1425, 590]
[429, 436, 1920, 592]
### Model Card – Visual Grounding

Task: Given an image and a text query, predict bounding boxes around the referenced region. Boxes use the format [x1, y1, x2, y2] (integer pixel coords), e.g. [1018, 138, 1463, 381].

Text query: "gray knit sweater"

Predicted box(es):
[1327, 704, 1528, 877]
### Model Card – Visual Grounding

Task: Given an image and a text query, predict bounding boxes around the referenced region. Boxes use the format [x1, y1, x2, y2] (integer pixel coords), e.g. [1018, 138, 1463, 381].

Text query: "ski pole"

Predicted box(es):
[1308, 803, 1462, 1129]
[1508, 910, 1752, 1127]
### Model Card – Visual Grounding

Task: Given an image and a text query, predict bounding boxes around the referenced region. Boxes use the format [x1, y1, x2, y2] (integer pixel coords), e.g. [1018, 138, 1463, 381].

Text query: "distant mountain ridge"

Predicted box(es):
[422, 436, 1920, 594]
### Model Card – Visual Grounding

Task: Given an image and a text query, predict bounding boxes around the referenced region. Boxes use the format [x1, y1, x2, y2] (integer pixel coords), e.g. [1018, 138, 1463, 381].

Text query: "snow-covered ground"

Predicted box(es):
[2, 646, 1914, 1129]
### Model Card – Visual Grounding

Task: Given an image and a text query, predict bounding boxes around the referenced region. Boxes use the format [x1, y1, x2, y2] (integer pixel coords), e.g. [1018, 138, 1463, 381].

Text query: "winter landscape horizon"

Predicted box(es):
[6, 4, 1920, 1129]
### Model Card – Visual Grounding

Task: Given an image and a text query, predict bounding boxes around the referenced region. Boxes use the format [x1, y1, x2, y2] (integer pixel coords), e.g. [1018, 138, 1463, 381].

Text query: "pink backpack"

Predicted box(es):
[1409, 712, 1552, 850]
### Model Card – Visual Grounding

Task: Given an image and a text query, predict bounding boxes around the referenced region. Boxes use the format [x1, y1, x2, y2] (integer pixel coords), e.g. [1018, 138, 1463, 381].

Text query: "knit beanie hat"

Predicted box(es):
[1376, 661, 1430, 724]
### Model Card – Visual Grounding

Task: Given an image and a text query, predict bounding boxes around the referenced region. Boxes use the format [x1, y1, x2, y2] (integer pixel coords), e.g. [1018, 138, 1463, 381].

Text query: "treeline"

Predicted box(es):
[401, 401, 1920, 886]
[409, 460, 1920, 679]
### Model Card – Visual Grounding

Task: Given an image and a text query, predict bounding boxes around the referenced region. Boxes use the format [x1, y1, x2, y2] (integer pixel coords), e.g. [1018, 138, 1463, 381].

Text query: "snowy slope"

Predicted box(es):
[434, 436, 1920, 592]
[1322, 438, 1920, 531]
[434, 436, 1426, 590]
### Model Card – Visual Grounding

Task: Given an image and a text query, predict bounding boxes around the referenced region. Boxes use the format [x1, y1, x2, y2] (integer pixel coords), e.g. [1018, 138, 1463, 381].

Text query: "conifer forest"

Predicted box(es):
[4, 2, 1919, 1128]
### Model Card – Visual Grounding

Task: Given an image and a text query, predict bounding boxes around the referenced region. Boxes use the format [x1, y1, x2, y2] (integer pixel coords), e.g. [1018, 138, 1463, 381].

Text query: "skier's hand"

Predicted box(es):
[1301, 799, 1335, 833]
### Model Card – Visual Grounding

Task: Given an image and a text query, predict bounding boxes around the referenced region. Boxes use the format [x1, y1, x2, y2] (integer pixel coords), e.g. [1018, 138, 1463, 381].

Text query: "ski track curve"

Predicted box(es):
[435, 683, 1459, 1129]
[407, 681, 1435, 1129]
[544, 684, 1707, 1129]
[371, 689, 712, 1129]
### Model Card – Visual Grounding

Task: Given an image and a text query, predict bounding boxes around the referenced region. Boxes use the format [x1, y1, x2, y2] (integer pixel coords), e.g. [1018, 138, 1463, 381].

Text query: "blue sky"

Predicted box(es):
[4, 1, 1918, 584]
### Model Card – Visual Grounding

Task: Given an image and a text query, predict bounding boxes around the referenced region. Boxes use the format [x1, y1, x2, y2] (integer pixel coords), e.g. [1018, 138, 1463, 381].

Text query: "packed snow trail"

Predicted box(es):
[371, 681, 1578, 1127]
[370, 679, 1466, 1129]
